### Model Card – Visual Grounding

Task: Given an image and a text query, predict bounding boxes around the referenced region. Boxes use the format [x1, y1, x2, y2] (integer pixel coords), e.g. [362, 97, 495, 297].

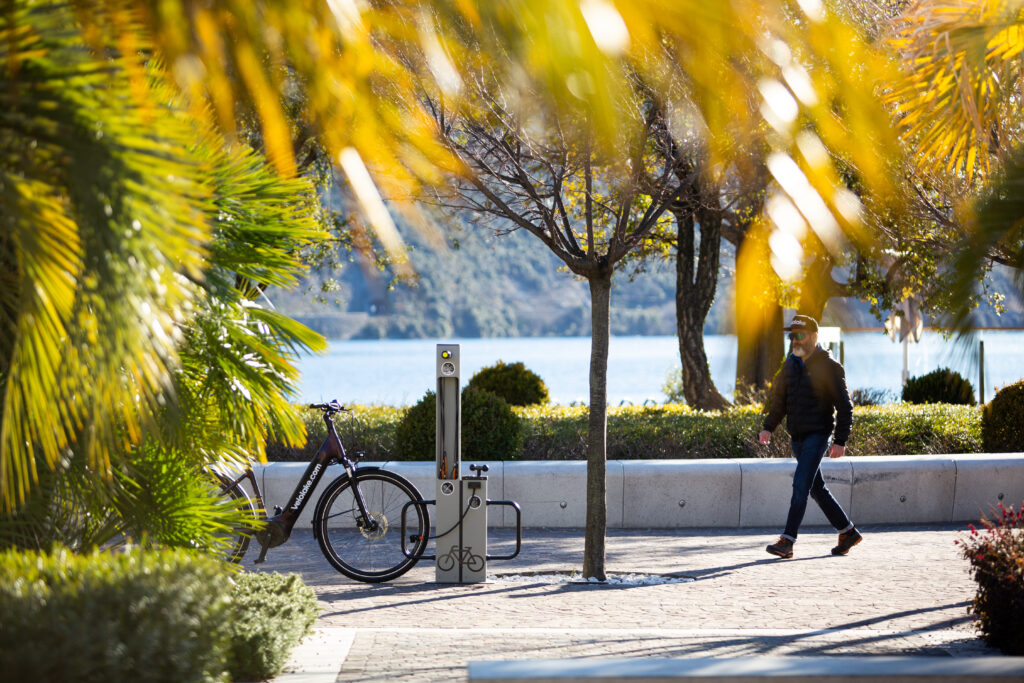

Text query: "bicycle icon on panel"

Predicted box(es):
[437, 544, 484, 573]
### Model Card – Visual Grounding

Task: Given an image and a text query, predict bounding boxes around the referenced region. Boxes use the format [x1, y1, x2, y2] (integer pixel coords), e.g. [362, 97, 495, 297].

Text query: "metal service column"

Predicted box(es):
[435, 344, 487, 583]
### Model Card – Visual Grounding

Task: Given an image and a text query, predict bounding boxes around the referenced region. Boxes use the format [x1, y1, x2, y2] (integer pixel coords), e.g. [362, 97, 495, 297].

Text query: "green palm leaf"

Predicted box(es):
[0, 2, 210, 510]
[887, 0, 1024, 181]
[950, 151, 1024, 328]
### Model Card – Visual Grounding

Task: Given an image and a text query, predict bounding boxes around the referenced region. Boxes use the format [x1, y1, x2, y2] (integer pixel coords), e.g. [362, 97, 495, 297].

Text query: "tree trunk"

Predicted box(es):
[797, 255, 848, 322]
[735, 303, 784, 393]
[583, 270, 611, 581]
[674, 204, 730, 410]
[734, 232, 784, 396]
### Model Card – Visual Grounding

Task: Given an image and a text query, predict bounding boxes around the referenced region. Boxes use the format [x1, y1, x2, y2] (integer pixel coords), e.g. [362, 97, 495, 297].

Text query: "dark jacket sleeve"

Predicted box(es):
[832, 360, 853, 445]
[762, 366, 787, 433]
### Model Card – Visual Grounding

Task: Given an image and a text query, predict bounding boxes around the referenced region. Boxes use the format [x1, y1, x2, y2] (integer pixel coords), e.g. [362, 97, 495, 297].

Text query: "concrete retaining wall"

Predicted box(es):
[254, 454, 1024, 529]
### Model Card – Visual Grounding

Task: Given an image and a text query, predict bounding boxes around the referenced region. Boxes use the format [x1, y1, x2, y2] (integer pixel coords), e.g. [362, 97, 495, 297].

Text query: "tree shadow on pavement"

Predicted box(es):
[680, 555, 822, 581]
[317, 580, 560, 618]
[568, 602, 980, 659]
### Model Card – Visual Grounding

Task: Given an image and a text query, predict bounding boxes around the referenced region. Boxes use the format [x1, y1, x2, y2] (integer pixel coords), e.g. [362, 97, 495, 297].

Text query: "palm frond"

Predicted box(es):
[950, 149, 1024, 328]
[0, 2, 211, 510]
[886, 0, 1024, 181]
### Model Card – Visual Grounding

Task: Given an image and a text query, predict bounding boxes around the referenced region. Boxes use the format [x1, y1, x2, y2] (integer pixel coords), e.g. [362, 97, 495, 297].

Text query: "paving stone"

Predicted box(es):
[247, 525, 997, 681]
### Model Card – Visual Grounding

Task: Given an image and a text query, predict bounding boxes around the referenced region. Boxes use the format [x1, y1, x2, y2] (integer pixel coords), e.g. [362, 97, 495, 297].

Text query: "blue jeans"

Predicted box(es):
[783, 433, 852, 540]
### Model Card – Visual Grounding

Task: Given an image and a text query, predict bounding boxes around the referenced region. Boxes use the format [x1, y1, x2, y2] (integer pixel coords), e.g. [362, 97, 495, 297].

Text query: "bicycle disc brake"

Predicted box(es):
[358, 512, 389, 541]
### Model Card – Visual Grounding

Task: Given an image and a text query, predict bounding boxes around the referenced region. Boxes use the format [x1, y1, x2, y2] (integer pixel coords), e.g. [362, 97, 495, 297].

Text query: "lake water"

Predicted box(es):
[295, 331, 1024, 406]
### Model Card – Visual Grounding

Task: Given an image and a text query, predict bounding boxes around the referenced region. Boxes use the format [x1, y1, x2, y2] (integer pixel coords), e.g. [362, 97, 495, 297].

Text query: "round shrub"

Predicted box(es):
[468, 361, 549, 406]
[901, 367, 975, 405]
[982, 379, 1024, 453]
[395, 386, 523, 461]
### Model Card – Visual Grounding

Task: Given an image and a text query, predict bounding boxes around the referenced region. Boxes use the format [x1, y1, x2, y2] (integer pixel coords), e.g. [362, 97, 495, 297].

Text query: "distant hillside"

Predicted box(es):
[267, 220, 1024, 339]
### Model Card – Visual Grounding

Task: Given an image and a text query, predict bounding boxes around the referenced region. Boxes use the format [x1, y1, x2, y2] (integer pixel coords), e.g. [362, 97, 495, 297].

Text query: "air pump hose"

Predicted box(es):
[428, 494, 479, 540]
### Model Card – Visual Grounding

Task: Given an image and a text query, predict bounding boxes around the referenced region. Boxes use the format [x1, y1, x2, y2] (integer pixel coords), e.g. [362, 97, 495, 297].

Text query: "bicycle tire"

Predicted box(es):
[216, 477, 255, 563]
[313, 469, 429, 583]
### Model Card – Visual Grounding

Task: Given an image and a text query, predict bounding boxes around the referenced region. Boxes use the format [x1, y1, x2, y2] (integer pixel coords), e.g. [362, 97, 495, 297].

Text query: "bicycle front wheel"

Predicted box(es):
[313, 469, 429, 582]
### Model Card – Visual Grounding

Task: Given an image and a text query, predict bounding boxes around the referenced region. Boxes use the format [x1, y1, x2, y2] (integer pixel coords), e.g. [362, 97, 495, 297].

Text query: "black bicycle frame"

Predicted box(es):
[222, 408, 376, 564]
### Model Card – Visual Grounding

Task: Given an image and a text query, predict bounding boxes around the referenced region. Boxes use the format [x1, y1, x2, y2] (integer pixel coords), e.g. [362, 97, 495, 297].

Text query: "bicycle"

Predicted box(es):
[209, 400, 430, 583]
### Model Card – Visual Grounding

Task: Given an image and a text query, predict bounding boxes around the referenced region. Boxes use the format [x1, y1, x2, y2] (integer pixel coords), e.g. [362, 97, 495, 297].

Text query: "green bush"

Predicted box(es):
[468, 361, 549, 406]
[0, 547, 233, 683]
[982, 380, 1024, 453]
[902, 367, 976, 405]
[958, 503, 1024, 655]
[0, 547, 321, 683]
[851, 403, 982, 455]
[394, 386, 523, 461]
[266, 401, 982, 460]
[225, 572, 318, 682]
[517, 402, 981, 459]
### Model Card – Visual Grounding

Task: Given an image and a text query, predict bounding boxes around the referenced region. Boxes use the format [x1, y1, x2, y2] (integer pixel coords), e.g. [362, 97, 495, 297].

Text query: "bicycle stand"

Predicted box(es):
[401, 490, 522, 581]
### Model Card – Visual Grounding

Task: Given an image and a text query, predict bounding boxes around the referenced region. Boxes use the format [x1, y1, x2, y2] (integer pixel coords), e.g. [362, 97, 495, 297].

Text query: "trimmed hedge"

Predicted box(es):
[0, 547, 233, 682]
[265, 402, 982, 460]
[225, 573, 318, 682]
[517, 403, 981, 459]
[266, 404, 404, 461]
[0, 547, 319, 682]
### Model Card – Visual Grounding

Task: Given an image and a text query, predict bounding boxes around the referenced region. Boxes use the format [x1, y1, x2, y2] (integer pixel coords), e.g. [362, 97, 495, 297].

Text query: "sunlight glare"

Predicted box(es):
[326, 0, 365, 32]
[338, 147, 411, 273]
[769, 229, 804, 282]
[767, 153, 844, 257]
[796, 0, 824, 22]
[758, 78, 798, 133]
[420, 23, 462, 95]
[580, 0, 630, 55]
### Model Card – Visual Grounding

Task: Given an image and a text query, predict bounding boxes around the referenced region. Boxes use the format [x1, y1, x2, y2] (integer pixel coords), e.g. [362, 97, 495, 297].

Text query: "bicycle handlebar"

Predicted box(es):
[310, 400, 348, 414]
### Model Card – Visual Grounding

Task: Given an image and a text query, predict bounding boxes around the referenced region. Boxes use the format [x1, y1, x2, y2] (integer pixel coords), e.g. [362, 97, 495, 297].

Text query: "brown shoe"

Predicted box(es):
[832, 528, 862, 556]
[766, 536, 794, 558]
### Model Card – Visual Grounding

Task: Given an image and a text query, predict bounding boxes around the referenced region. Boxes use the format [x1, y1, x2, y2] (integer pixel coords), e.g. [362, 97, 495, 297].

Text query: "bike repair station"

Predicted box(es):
[404, 344, 521, 583]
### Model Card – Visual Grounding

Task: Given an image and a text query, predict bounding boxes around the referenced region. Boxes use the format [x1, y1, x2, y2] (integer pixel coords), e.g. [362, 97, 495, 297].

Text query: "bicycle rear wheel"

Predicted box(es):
[214, 476, 255, 563]
[313, 469, 428, 582]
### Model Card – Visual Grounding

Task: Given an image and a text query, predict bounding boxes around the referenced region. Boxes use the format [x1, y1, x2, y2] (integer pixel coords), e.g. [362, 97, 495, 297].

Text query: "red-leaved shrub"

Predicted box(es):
[957, 502, 1024, 654]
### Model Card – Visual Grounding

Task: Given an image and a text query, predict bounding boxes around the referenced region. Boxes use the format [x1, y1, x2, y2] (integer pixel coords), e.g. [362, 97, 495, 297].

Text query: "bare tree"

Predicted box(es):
[633, 114, 732, 410]
[428, 86, 687, 579]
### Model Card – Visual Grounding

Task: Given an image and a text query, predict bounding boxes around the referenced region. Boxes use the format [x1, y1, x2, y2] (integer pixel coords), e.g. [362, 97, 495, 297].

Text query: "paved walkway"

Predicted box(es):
[247, 524, 995, 681]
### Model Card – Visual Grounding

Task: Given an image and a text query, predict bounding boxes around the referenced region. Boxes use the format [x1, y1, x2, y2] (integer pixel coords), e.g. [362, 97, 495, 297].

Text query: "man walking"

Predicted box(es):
[758, 314, 861, 558]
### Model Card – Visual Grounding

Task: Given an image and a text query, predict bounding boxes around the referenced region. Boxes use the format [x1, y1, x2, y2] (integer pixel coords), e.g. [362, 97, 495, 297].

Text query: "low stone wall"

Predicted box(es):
[253, 454, 1024, 529]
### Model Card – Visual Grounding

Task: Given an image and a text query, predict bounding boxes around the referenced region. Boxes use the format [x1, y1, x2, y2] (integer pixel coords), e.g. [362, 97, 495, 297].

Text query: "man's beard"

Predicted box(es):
[791, 344, 809, 358]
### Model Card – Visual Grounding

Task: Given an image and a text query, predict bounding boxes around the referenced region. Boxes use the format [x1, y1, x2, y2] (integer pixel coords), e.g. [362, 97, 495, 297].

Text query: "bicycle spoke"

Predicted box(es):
[322, 506, 359, 523]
